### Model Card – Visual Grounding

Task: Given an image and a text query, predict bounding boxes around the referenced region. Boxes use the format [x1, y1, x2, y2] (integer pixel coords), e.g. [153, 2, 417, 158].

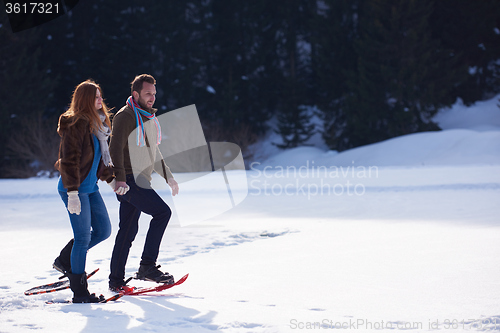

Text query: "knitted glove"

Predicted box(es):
[67, 191, 81, 215]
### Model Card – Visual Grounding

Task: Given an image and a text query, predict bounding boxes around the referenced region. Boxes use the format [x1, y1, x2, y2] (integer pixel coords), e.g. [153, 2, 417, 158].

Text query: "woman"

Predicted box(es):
[53, 80, 127, 303]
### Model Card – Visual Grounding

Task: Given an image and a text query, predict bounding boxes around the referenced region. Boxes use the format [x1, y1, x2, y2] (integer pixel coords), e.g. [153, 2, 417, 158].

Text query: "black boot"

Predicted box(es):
[67, 272, 102, 303]
[136, 264, 174, 284]
[53, 239, 74, 274]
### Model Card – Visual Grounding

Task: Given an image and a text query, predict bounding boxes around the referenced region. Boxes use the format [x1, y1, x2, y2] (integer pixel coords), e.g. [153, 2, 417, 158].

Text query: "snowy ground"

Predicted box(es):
[0, 96, 499, 332]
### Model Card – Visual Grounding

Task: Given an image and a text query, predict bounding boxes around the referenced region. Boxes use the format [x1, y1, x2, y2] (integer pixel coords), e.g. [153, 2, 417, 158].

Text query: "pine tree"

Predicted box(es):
[37, 0, 101, 109]
[432, 0, 500, 104]
[198, 0, 279, 136]
[88, 0, 168, 109]
[201, 0, 247, 129]
[0, 20, 58, 177]
[314, 0, 359, 150]
[274, 0, 316, 149]
[154, 1, 208, 113]
[330, 0, 462, 150]
[243, 1, 285, 135]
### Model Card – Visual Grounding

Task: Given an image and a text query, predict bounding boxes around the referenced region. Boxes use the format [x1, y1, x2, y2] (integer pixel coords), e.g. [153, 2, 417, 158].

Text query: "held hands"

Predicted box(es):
[168, 178, 179, 196]
[109, 179, 130, 195]
[67, 191, 81, 215]
[108, 178, 175, 195]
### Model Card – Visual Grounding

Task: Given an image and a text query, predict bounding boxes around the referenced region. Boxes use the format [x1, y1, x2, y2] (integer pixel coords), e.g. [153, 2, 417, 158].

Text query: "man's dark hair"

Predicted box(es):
[131, 74, 156, 95]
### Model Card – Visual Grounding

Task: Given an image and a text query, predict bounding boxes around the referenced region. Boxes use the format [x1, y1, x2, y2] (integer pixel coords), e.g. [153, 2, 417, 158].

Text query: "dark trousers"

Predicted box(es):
[109, 174, 172, 284]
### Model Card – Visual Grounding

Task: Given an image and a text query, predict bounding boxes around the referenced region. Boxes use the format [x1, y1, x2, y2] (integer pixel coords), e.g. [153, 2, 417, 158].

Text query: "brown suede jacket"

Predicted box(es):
[54, 114, 114, 192]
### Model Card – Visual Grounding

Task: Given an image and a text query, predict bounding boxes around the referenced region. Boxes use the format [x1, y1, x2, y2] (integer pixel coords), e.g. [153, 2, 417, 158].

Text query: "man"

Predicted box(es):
[108, 74, 179, 291]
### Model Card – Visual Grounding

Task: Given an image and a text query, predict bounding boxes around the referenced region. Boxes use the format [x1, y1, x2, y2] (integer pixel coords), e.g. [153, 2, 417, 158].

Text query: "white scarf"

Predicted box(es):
[95, 111, 113, 167]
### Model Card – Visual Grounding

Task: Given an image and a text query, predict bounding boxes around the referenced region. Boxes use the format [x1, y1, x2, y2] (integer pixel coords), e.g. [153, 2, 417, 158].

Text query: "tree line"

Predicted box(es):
[1, 0, 499, 177]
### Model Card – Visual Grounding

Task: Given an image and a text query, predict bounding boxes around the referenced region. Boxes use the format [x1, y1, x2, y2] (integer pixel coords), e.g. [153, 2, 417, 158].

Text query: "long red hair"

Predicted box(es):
[60, 80, 111, 134]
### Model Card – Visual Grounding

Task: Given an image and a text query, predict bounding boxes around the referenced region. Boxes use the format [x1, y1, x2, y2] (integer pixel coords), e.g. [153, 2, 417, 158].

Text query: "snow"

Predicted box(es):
[434, 96, 500, 132]
[253, 128, 500, 168]
[206, 85, 216, 94]
[0, 95, 500, 332]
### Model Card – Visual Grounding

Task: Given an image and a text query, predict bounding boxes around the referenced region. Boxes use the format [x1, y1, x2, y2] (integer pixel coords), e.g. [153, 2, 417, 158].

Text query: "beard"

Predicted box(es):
[137, 97, 153, 112]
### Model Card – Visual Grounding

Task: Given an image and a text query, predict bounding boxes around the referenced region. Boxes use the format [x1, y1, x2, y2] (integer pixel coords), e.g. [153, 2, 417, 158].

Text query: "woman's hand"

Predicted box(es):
[67, 191, 81, 215]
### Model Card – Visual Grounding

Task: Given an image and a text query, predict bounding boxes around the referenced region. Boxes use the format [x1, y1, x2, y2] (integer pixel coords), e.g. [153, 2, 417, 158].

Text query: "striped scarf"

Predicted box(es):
[127, 96, 162, 147]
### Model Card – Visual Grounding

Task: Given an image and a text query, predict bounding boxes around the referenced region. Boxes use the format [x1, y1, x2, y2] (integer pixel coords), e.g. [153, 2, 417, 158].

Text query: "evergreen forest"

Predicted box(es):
[1, 0, 499, 177]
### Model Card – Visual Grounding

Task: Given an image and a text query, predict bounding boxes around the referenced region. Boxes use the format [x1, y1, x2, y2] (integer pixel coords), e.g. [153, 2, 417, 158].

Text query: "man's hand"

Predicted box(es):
[168, 178, 179, 196]
[109, 179, 130, 195]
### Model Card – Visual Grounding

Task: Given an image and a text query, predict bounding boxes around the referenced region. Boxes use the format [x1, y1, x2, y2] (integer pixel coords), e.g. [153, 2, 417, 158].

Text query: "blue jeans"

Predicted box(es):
[109, 174, 172, 285]
[59, 190, 111, 274]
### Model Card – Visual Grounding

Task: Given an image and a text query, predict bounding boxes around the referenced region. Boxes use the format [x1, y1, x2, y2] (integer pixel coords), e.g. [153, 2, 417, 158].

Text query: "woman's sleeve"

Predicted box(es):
[58, 121, 85, 191]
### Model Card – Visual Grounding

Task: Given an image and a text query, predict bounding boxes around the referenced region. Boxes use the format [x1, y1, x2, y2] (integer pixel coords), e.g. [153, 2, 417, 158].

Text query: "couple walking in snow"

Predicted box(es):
[53, 74, 179, 303]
